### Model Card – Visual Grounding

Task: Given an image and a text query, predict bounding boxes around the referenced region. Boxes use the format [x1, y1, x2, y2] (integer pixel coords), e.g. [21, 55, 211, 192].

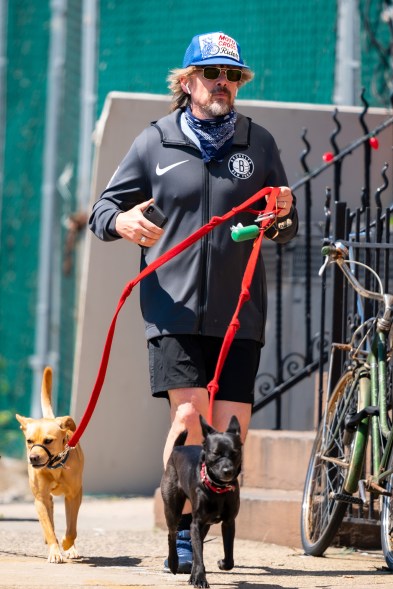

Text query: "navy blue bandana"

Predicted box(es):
[184, 107, 237, 163]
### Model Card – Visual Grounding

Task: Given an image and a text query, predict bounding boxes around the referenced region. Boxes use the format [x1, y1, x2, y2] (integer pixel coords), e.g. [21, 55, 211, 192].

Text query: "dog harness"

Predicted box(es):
[200, 462, 236, 494]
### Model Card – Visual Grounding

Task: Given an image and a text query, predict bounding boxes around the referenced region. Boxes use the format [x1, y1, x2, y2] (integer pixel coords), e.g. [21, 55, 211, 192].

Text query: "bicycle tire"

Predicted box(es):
[380, 432, 393, 569]
[301, 371, 359, 555]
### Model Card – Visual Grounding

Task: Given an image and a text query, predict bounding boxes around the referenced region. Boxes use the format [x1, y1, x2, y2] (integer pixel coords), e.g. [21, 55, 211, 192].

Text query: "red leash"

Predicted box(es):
[68, 186, 280, 447]
[206, 188, 279, 424]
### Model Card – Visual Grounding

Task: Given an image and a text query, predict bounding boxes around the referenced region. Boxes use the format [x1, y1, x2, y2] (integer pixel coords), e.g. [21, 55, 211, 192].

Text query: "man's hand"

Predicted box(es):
[115, 198, 165, 246]
[266, 186, 294, 217]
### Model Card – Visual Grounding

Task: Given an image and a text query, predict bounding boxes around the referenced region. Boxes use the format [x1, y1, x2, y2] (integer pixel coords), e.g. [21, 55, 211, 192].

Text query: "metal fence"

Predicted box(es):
[253, 92, 393, 428]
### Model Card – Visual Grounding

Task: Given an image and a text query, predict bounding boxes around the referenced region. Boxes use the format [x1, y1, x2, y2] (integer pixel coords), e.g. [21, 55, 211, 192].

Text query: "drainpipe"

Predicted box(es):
[0, 0, 8, 244]
[381, 4, 393, 101]
[30, 0, 67, 417]
[77, 0, 97, 211]
[334, 0, 361, 105]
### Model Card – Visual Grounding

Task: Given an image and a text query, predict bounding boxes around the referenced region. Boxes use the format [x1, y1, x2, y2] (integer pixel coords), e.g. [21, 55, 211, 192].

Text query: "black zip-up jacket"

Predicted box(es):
[89, 109, 298, 345]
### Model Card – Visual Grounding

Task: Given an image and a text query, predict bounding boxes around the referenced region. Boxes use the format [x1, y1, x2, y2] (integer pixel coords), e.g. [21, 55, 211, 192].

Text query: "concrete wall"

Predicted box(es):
[72, 92, 392, 494]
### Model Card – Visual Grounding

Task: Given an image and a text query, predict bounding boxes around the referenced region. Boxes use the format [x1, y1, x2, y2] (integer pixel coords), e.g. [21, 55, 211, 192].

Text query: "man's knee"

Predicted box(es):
[174, 402, 200, 431]
[169, 390, 209, 446]
[169, 388, 209, 422]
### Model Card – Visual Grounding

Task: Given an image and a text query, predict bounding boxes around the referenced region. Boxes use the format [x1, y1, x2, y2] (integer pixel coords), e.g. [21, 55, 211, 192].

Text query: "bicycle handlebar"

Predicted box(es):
[321, 242, 393, 325]
[321, 242, 349, 259]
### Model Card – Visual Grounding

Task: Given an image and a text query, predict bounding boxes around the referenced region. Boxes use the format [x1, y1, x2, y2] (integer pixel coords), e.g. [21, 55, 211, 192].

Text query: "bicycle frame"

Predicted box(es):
[301, 241, 393, 560]
[324, 242, 393, 498]
[371, 329, 393, 482]
[343, 367, 370, 495]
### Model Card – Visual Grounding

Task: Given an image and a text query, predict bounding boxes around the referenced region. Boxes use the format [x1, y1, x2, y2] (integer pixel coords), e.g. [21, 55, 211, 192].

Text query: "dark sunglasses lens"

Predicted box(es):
[202, 67, 242, 82]
[226, 69, 242, 82]
[203, 67, 220, 79]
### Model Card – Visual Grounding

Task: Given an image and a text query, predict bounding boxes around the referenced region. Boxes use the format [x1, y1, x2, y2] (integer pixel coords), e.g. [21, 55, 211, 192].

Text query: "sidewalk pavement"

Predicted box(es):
[1, 493, 393, 589]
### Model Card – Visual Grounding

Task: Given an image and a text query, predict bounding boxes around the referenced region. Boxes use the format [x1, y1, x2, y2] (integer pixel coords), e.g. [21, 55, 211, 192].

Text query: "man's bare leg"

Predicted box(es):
[164, 387, 209, 467]
[212, 400, 252, 443]
[164, 388, 209, 517]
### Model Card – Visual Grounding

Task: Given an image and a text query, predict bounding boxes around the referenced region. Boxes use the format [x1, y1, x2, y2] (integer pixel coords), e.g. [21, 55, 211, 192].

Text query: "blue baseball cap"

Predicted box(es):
[182, 32, 250, 69]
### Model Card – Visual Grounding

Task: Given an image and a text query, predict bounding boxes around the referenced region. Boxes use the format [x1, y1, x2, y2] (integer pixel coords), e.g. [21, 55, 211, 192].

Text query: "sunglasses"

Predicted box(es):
[197, 67, 243, 82]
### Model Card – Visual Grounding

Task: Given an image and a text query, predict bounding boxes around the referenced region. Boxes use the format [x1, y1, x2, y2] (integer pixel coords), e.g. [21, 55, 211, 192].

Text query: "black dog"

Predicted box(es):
[160, 414, 242, 588]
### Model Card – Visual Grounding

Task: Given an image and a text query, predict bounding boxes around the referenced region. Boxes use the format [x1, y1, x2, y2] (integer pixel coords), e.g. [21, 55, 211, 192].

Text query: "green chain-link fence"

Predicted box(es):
[0, 0, 391, 458]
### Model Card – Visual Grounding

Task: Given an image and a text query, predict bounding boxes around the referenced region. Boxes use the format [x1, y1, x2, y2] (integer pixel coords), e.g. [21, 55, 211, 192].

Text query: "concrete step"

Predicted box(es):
[155, 429, 314, 547]
[154, 429, 380, 549]
[242, 429, 315, 491]
[154, 486, 381, 549]
[155, 485, 303, 546]
[236, 487, 303, 545]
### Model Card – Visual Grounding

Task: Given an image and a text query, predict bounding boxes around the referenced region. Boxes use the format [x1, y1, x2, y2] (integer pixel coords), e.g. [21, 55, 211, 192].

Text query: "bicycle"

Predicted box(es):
[300, 240, 393, 568]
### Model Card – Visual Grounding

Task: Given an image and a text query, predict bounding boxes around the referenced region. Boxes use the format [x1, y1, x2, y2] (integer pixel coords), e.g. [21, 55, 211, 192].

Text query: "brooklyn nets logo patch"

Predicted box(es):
[228, 153, 254, 179]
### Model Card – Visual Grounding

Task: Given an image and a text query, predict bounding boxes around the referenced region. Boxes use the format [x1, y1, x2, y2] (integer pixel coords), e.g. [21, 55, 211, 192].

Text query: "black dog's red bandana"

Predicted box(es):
[200, 462, 236, 494]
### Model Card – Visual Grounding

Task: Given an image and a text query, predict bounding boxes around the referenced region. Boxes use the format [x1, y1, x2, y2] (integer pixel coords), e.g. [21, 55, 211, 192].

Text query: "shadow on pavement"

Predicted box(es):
[81, 555, 142, 567]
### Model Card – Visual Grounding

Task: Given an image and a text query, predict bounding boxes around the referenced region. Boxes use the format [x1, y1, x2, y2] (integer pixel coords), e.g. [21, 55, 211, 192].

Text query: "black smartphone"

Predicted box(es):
[143, 203, 168, 228]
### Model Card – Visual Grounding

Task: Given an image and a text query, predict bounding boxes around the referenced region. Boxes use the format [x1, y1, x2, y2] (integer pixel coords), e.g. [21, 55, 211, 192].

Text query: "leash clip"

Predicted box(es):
[48, 444, 72, 470]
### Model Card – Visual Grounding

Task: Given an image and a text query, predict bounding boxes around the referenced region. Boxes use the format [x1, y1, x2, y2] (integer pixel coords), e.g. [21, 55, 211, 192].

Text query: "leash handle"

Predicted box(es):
[68, 186, 279, 447]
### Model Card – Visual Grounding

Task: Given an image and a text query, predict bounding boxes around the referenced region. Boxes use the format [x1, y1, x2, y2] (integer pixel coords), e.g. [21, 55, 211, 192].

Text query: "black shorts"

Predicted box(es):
[148, 334, 261, 404]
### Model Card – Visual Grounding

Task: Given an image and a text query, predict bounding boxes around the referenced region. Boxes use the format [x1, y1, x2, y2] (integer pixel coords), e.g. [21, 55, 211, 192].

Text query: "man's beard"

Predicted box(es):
[203, 89, 233, 117]
[207, 101, 231, 116]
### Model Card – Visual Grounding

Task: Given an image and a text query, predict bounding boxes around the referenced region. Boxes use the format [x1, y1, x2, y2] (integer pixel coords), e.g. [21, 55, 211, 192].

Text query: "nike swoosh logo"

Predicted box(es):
[156, 160, 189, 176]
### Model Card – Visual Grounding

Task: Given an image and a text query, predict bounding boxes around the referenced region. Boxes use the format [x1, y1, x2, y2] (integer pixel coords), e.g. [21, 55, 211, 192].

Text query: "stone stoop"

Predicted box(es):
[236, 429, 316, 547]
[154, 429, 316, 548]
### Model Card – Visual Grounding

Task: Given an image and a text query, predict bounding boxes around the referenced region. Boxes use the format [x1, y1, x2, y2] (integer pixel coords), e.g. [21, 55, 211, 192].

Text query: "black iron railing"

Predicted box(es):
[253, 92, 393, 428]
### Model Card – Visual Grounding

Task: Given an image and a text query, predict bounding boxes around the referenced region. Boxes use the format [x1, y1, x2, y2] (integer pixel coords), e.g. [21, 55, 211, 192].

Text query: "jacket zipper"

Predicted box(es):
[197, 163, 210, 334]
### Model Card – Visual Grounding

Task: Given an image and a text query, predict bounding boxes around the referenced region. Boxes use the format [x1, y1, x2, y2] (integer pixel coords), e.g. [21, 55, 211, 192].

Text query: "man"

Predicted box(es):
[89, 31, 298, 572]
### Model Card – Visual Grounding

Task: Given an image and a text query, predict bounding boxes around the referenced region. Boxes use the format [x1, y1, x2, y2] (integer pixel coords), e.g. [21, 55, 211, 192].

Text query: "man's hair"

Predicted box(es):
[167, 66, 255, 112]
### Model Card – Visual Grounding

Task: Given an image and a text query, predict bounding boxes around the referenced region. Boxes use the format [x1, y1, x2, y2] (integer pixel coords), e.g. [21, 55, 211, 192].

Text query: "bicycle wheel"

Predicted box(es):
[380, 358, 393, 570]
[301, 371, 360, 555]
[381, 450, 393, 569]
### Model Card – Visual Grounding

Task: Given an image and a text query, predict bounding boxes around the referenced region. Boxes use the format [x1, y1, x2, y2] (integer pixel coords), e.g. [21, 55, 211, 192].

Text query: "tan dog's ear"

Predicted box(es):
[15, 414, 29, 430]
[56, 416, 77, 432]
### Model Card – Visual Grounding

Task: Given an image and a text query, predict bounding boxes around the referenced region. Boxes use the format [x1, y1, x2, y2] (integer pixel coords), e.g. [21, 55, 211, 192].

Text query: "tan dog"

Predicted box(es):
[16, 366, 84, 563]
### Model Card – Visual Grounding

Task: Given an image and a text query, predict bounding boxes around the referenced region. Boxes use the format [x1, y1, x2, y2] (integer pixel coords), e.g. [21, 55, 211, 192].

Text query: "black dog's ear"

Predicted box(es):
[226, 415, 241, 437]
[199, 414, 216, 438]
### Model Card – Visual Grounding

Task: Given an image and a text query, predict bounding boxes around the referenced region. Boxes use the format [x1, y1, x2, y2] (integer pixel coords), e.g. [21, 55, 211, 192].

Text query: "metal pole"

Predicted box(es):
[329, 201, 347, 395]
[0, 0, 8, 245]
[30, 0, 67, 417]
[334, 0, 361, 105]
[77, 0, 97, 210]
